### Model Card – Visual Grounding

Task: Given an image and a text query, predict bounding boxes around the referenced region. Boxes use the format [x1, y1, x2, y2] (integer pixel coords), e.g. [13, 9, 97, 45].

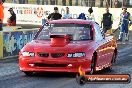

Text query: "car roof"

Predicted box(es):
[49, 19, 95, 24]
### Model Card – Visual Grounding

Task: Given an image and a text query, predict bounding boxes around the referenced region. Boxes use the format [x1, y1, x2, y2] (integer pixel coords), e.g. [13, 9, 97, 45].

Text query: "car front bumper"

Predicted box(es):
[19, 56, 91, 73]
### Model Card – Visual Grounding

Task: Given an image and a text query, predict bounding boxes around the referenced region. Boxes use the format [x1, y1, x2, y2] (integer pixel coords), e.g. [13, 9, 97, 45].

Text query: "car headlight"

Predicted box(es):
[67, 52, 86, 58]
[22, 51, 35, 57]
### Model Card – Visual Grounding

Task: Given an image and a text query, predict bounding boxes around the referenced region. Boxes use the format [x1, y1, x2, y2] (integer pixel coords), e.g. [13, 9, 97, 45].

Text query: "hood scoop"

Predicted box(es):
[50, 34, 72, 47]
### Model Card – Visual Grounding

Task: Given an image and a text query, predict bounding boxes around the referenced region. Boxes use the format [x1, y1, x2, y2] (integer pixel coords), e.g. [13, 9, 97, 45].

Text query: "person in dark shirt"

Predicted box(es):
[7, 8, 16, 26]
[48, 7, 62, 20]
[101, 8, 113, 34]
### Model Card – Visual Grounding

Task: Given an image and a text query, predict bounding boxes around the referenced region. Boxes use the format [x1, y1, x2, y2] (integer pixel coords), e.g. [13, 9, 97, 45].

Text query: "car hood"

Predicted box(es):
[22, 40, 95, 53]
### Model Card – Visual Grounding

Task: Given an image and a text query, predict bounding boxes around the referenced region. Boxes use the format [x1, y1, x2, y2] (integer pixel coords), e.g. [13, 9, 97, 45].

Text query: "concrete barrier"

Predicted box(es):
[0, 27, 38, 59]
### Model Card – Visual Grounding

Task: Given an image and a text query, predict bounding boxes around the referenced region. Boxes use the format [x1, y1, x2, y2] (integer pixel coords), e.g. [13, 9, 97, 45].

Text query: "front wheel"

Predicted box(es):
[24, 71, 33, 76]
[76, 75, 87, 85]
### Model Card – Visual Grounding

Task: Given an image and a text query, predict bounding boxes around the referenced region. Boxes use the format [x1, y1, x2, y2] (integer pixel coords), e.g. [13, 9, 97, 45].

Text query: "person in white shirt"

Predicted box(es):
[63, 7, 72, 19]
[87, 7, 95, 21]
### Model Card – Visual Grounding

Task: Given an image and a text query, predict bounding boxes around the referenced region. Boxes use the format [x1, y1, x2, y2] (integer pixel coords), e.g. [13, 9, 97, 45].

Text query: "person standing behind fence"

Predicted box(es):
[63, 7, 72, 19]
[36, 0, 40, 5]
[87, 7, 95, 21]
[12, 0, 17, 3]
[114, 0, 119, 8]
[62, 0, 66, 6]
[101, 8, 113, 34]
[50, 0, 55, 5]
[7, 8, 16, 26]
[0, 0, 4, 31]
[69, 0, 72, 6]
[48, 7, 62, 21]
[118, 7, 132, 41]
[77, 13, 86, 20]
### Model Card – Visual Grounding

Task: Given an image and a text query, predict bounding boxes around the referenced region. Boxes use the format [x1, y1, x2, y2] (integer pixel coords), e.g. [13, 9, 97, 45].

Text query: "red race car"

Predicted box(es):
[19, 19, 117, 76]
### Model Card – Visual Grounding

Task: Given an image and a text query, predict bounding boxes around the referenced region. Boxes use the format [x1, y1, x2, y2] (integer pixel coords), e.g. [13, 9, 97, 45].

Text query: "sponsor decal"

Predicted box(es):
[76, 66, 130, 85]
[36, 7, 44, 18]
[3, 30, 37, 57]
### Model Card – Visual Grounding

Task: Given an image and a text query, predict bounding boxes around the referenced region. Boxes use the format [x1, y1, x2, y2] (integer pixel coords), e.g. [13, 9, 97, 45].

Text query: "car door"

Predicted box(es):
[94, 23, 108, 67]
[104, 35, 115, 65]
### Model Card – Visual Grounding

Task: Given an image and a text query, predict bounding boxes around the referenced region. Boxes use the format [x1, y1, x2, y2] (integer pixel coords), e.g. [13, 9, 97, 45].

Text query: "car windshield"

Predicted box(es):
[35, 23, 93, 41]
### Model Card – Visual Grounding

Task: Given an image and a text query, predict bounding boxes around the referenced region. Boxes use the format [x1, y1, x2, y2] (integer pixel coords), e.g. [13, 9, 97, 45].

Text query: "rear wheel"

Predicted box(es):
[90, 55, 96, 74]
[24, 71, 33, 76]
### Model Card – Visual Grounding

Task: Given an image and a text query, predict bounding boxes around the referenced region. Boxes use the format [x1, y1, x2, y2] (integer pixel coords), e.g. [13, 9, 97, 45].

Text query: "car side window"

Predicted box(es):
[94, 23, 103, 40]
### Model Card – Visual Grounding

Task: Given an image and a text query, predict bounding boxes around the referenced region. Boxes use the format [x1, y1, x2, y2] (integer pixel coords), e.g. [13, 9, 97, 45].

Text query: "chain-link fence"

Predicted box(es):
[5, 0, 132, 7]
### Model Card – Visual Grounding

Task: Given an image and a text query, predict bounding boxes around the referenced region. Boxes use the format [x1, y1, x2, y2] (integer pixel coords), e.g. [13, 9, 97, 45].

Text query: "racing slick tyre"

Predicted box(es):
[24, 71, 33, 76]
[76, 74, 87, 85]
[90, 55, 96, 74]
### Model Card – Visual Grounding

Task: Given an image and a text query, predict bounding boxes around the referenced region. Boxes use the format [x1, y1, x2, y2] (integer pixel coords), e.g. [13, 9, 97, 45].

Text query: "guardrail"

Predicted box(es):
[0, 26, 38, 59]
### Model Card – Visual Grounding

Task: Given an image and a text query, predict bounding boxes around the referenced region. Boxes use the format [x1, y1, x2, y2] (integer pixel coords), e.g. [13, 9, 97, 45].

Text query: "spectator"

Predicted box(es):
[80, 0, 85, 6]
[114, 0, 119, 8]
[101, 8, 113, 34]
[106, 0, 112, 8]
[48, 7, 62, 20]
[50, 0, 55, 5]
[55, 0, 58, 5]
[87, 7, 95, 21]
[19, 0, 25, 4]
[19, 0, 22, 4]
[69, 0, 72, 6]
[42, 0, 44, 5]
[63, 7, 72, 19]
[0, 19, 2, 30]
[77, 13, 86, 20]
[75, 0, 78, 6]
[45, 0, 48, 5]
[12, 0, 17, 3]
[42, 0, 48, 5]
[7, 8, 16, 26]
[100, 0, 104, 7]
[23, 0, 25, 4]
[36, 0, 40, 5]
[25, 0, 28, 4]
[118, 7, 132, 41]
[0, 0, 4, 31]
[62, 0, 66, 6]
